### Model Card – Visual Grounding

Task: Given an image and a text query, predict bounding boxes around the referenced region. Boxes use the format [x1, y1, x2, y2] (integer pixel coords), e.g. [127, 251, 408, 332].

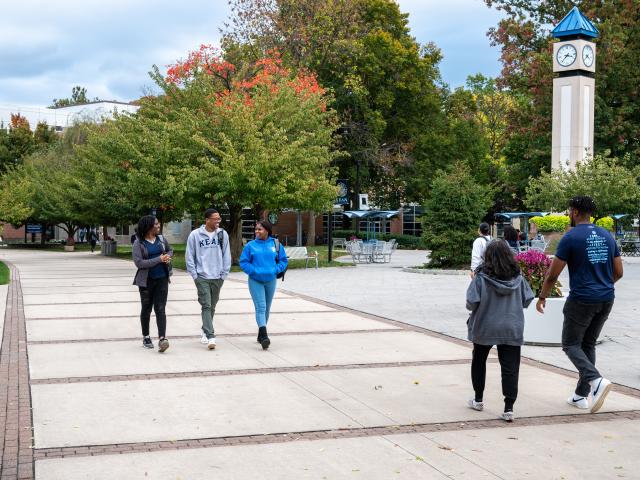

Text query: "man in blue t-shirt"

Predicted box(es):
[537, 196, 623, 414]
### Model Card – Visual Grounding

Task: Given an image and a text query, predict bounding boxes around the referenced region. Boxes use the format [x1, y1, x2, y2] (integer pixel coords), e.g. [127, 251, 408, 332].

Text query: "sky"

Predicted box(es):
[0, 0, 504, 107]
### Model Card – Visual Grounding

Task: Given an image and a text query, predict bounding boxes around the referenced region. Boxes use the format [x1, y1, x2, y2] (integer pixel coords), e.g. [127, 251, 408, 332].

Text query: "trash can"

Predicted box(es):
[100, 240, 117, 256]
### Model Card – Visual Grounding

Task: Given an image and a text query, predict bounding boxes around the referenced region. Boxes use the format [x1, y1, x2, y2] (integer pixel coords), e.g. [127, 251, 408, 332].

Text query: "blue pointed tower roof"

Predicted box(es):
[552, 6, 599, 38]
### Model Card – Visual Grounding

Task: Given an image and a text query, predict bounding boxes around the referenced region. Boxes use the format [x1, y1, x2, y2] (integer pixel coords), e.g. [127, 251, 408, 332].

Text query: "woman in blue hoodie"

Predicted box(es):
[466, 239, 534, 422]
[240, 220, 288, 349]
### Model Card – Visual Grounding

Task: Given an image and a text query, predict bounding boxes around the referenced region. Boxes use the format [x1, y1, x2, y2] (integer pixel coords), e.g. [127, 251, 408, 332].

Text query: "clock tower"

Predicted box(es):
[551, 7, 599, 171]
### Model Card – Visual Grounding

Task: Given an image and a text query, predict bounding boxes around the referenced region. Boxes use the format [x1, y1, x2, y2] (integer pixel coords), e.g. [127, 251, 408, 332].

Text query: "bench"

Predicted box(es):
[285, 246, 319, 269]
[332, 237, 347, 249]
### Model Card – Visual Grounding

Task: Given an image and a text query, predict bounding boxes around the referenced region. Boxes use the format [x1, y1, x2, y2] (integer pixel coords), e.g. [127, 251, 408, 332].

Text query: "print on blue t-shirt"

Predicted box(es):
[555, 224, 620, 303]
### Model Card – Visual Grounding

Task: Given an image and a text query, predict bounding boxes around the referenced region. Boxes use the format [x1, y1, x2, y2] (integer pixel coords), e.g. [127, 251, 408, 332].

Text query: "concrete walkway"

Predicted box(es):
[1, 249, 639, 479]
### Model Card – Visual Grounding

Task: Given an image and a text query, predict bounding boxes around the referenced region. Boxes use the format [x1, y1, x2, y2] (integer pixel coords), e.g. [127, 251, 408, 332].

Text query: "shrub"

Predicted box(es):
[530, 215, 569, 232]
[595, 216, 614, 231]
[422, 164, 493, 268]
[515, 250, 562, 298]
[379, 233, 427, 249]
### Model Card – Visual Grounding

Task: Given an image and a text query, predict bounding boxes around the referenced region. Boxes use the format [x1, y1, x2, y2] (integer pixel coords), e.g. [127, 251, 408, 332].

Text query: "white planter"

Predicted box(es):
[63, 245, 75, 252]
[523, 297, 565, 346]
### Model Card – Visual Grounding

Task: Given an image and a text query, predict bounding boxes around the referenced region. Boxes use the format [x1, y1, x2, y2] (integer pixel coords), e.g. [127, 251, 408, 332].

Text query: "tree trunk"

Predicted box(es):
[63, 223, 77, 246]
[102, 225, 108, 241]
[227, 204, 244, 265]
[306, 211, 316, 246]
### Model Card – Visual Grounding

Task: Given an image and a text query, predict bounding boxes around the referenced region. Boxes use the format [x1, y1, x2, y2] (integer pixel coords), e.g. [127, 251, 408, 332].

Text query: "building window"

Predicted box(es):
[402, 205, 423, 237]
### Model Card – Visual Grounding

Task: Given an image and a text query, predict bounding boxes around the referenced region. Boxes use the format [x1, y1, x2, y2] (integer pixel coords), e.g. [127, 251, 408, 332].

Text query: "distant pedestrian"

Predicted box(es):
[130, 228, 137, 245]
[537, 196, 623, 413]
[185, 209, 231, 350]
[88, 229, 98, 252]
[466, 239, 534, 422]
[132, 215, 173, 352]
[240, 220, 288, 350]
[503, 225, 519, 250]
[79, 228, 86, 244]
[470, 222, 492, 277]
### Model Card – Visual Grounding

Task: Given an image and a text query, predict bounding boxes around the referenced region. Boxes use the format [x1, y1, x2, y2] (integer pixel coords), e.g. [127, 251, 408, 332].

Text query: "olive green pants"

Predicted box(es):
[195, 278, 224, 338]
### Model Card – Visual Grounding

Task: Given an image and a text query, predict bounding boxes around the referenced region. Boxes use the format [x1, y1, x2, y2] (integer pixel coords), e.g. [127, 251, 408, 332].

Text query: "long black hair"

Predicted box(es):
[137, 215, 157, 239]
[481, 240, 520, 280]
[256, 220, 273, 237]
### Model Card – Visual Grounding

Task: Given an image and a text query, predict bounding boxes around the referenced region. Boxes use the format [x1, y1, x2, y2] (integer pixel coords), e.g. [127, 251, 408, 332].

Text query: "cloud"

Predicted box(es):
[0, 0, 504, 105]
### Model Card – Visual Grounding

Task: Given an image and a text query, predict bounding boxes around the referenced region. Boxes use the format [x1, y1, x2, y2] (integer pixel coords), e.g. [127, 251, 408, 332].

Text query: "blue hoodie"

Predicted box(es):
[239, 237, 288, 282]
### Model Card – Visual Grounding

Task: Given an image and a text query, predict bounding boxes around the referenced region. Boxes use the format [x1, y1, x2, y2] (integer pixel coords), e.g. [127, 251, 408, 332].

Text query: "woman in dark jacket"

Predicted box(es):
[132, 215, 173, 352]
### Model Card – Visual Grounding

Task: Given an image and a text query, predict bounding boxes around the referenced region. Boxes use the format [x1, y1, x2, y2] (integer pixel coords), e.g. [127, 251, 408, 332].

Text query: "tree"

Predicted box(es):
[422, 164, 493, 268]
[50, 86, 99, 108]
[223, 0, 445, 208]
[525, 155, 640, 218]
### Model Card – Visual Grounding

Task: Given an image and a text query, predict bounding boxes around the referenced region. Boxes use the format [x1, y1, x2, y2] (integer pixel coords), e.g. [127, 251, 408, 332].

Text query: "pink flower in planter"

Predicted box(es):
[515, 250, 562, 297]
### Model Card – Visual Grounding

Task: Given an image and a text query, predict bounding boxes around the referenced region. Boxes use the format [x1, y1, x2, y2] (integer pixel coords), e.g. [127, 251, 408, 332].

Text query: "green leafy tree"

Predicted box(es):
[422, 164, 493, 268]
[223, 0, 445, 208]
[525, 155, 640, 219]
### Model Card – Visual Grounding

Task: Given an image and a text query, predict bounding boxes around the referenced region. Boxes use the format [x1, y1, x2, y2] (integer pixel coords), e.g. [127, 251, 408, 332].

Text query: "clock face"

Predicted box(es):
[557, 44, 577, 67]
[582, 45, 594, 67]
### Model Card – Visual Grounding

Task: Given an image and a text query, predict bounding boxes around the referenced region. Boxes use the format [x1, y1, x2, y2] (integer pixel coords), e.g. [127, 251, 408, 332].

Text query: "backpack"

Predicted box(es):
[273, 238, 287, 281]
[217, 230, 225, 254]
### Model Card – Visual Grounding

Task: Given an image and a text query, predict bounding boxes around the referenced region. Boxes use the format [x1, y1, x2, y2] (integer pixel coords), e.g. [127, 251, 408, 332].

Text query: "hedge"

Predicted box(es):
[530, 215, 569, 232]
[530, 215, 615, 232]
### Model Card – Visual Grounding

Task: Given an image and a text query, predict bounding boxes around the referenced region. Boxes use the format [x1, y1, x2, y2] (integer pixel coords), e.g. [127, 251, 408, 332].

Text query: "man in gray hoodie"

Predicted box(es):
[186, 209, 232, 349]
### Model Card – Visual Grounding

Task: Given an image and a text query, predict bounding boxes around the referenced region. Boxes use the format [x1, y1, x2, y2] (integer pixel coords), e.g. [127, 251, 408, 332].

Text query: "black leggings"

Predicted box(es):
[139, 276, 168, 338]
[472, 343, 521, 411]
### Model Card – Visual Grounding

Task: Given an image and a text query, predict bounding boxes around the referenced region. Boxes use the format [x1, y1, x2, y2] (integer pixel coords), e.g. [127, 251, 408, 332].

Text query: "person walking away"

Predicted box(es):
[537, 196, 623, 413]
[503, 225, 519, 250]
[185, 209, 231, 350]
[239, 220, 288, 350]
[470, 222, 492, 277]
[88, 229, 98, 252]
[132, 215, 173, 352]
[466, 240, 534, 422]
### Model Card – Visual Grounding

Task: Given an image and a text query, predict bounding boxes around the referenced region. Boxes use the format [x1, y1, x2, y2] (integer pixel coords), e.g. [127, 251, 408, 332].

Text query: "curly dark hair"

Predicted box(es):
[480, 240, 520, 280]
[137, 215, 157, 239]
[568, 195, 596, 216]
[503, 225, 518, 243]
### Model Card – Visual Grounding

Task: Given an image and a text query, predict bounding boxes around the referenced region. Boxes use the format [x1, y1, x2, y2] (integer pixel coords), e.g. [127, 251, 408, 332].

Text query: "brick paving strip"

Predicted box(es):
[33, 410, 640, 460]
[30, 359, 476, 385]
[0, 263, 34, 479]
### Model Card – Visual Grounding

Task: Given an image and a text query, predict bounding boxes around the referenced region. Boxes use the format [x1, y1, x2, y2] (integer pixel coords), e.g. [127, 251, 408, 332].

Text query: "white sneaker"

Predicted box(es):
[590, 377, 612, 413]
[207, 337, 217, 350]
[467, 398, 484, 411]
[200, 333, 208, 344]
[500, 411, 514, 422]
[567, 394, 589, 410]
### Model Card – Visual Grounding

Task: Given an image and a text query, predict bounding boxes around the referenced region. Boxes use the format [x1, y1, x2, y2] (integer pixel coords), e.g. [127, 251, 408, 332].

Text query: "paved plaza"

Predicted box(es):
[1, 249, 639, 479]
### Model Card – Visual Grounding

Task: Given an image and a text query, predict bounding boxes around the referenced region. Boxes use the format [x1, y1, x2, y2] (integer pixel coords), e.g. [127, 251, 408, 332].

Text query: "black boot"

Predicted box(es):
[259, 326, 270, 350]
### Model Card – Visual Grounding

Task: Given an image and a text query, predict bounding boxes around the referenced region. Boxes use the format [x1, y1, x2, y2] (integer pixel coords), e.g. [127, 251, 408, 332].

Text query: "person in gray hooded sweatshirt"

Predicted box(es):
[465, 239, 534, 422]
[186, 209, 231, 349]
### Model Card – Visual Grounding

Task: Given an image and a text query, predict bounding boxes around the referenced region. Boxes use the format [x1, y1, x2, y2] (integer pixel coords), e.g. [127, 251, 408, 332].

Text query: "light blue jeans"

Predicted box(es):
[248, 278, 277, 327]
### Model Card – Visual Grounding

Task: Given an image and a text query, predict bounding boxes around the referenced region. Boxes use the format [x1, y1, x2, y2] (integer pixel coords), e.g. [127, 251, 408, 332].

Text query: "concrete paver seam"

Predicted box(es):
[32, 410, 640, 461]
[26, 328, 403, 345]
[30, 359, 476, 384]
[24, 310, 335, 321]
[0, 262, 34, 480]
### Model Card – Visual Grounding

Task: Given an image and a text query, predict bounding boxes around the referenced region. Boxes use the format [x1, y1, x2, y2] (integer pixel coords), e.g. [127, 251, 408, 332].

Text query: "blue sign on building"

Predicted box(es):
[26, 224, 43, 233]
